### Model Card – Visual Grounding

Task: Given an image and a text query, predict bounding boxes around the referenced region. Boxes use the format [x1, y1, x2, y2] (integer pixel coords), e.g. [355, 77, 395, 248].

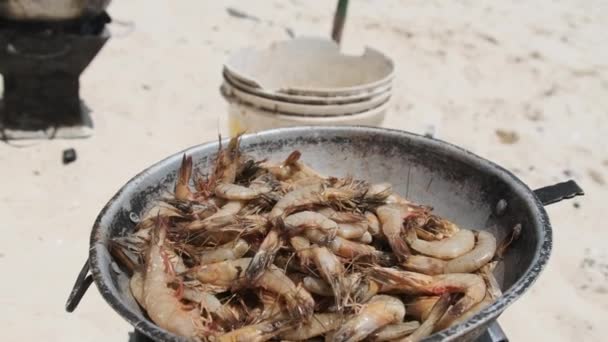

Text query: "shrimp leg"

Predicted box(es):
[331, 295, 406, 342]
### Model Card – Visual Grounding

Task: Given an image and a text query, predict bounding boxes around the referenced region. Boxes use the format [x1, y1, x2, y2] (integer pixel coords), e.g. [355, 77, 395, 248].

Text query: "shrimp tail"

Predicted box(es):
[175, 154, 194, 201]
[284, 150, 301, 165]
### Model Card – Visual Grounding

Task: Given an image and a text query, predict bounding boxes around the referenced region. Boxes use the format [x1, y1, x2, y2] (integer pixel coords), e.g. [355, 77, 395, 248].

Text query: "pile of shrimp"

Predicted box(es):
[111, 135, 520, 342]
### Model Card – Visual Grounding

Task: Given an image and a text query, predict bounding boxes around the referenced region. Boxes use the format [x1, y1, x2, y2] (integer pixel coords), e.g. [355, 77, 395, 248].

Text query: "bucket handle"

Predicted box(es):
[65, 258, 93, 312]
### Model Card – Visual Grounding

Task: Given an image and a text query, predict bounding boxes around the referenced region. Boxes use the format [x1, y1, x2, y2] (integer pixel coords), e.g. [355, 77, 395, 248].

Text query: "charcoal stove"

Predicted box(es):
[0, 1, 111, 139]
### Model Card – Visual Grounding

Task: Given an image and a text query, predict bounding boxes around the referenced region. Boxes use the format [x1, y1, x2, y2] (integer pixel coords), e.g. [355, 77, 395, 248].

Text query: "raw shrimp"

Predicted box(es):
[129, 271, 145, 308]
[284, 211, 339, 237]
[263, 150, 325, 182]
[401, 230, 497, 275]
[198, 239, 249, 265]
[318, 207, 365, 223]
[449, 262, 502, 327]
[270, 185, 323, 219]
[370, 267, 486, 329]
[311, 246, 347, 310]
[246, 229, 282, 281]
[117, 143, 516, 340]
[386, 192, 411, 206]
[404, 225, 475, 260]
[433, 273, 487, 329]
[395, 294, 451, 342]
[143, 223, 201, 337]
[302, 276, 334, 296]
[404, 296, 439, 321]
[376, 205, 411, 261]
[290, 235, 314, 267]
[364, 211, 381, 236]
[279, 313, 343, 340]
[358, 231, 373, 244]
[192, 257, 252, 288]
[367, 183, 393, 198]
[257, 289, 286, 321]
[369, 321, 420, 341]
[261, 150, 302, 180]
[182, 286, 239, 326]
[192, 259, 315, 318]
[213, 135, 241, 185]
[256, 266, 315, 318]
[215, 182, 272, 201]
[336, 222, 367, 240]
[305, 229, 381, 260]
[175, 154, 194, 201]
[331, 295, 406, 342]
[187, 201, 245, 230]
[352, 277, 380, 304]
[213, 316, 295, 342]
[418, 216, 460, 240]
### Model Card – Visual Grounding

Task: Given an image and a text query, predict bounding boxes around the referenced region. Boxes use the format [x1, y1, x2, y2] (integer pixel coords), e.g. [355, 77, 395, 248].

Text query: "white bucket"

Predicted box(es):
[223, 69, 392, 105]
[224, 90, 388, 136]
[224, 37, 394, 96]
[222, 81, 390, 117]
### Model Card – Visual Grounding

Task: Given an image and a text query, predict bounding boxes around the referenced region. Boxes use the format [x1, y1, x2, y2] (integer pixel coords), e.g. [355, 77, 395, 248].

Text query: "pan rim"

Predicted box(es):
[88, 125, 551, 341]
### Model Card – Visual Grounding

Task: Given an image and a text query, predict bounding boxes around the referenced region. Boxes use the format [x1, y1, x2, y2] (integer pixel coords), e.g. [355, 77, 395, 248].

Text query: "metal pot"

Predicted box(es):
[0, 0, 110, 21]
[66, 126, 583, 341]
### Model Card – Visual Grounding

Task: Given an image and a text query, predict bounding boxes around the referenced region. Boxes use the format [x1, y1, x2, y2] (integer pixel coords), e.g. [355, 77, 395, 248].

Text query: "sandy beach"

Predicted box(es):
[0, 1, 606, 340]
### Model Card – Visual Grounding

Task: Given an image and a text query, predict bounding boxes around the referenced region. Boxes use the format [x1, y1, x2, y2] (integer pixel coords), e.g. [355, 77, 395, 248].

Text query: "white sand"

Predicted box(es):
[0, 1, 606, 340]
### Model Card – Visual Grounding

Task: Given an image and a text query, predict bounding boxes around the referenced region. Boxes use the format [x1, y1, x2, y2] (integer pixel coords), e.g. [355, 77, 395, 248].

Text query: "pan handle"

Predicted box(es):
[65, 258, 94, 313]
[533, 180, 584, 206]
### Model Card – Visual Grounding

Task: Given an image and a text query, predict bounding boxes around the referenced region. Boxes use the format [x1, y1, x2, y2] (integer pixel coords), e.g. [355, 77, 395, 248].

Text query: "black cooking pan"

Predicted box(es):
[66, 126, 583, 341]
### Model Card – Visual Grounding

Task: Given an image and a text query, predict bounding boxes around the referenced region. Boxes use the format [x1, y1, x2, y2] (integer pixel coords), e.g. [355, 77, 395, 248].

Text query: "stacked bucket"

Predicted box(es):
[221, 37, 394, 135]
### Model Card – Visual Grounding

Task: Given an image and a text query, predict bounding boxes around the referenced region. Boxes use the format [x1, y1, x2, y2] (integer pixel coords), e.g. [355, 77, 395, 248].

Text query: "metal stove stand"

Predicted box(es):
[129, 321, 508, 342]
[0, 14, 110, 139]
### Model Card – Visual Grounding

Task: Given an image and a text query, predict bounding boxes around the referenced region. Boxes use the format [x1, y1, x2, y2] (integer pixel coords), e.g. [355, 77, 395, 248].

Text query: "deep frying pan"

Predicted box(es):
[65, 126, 583, 341]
